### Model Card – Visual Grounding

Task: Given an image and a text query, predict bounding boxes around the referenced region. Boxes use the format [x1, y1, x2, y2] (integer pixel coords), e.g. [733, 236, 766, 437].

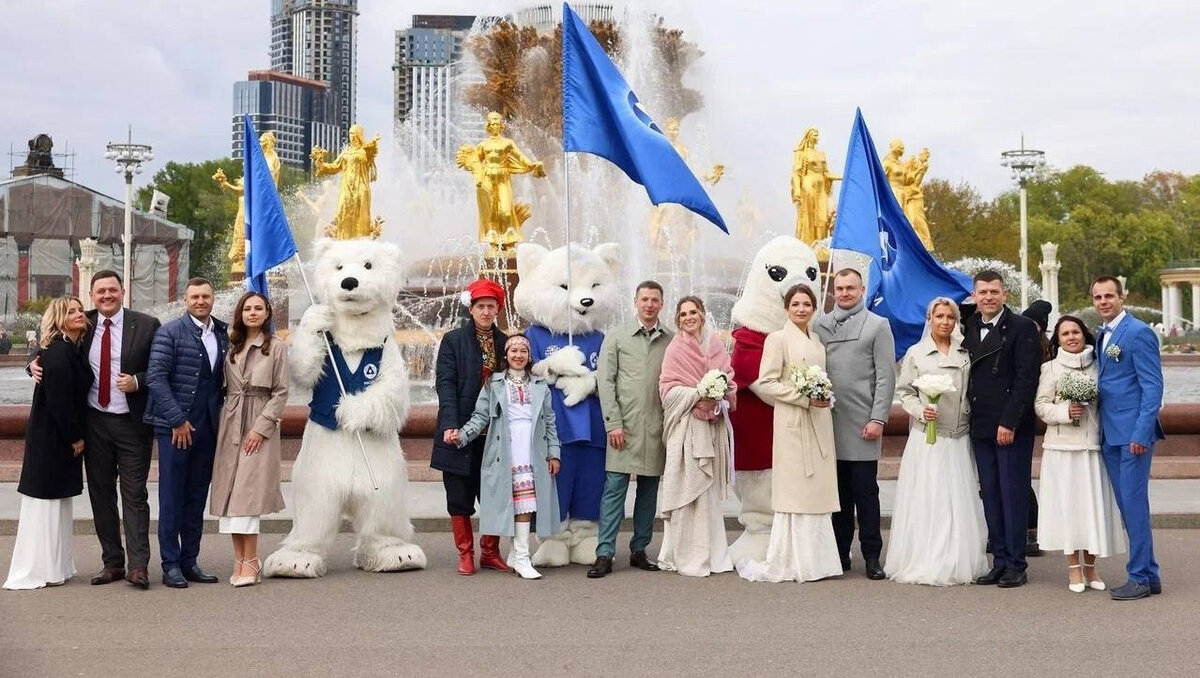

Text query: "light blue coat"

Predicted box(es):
[458, 374, 562, 538]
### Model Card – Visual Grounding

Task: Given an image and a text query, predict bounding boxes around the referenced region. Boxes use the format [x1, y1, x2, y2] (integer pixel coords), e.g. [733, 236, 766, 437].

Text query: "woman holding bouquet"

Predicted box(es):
[886, 297, 988, 586]
[657, 297, 736, 577]
[1034, 315, 1125, 593]
[737, 284, 841, 583]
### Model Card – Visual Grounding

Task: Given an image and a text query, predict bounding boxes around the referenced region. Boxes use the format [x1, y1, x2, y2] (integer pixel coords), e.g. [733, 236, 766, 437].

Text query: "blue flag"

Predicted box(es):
[829, 109, 971, 355]
[242, 115, 298, 297]
[561, 3, 726, 232]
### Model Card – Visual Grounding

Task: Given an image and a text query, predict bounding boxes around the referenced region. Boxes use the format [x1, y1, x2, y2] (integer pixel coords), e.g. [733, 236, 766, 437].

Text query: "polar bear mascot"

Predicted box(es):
[727, 236, 821, 565]
[513, 242, 621, 566]
[264, 238, 426, 577]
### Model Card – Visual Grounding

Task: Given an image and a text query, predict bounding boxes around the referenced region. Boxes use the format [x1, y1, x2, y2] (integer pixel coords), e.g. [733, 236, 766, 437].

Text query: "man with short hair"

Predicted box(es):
[814, 268, 895, 580]
[588, 281, 672, 578]
[1091, 276, 1165, 600]
[962, 270, 1042, 588]
[145, 277, 228, 588]
[431, 278, 510, 575]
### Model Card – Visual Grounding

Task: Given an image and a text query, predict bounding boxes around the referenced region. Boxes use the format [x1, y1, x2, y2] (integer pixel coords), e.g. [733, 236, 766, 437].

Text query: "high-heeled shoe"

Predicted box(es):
[229, 559, 246, 586]
[233, 558, 261, 587]
[1067, 563, 1086, 593]
[1083, 560, 1106, 591]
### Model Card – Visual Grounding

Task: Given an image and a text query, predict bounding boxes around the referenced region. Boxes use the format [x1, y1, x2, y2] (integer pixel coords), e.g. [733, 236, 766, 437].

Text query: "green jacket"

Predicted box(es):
[597, 320, 673, 476]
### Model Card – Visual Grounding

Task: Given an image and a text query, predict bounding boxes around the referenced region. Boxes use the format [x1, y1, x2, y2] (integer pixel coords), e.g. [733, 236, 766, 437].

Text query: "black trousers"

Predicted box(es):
[1028, 485, 1039, 529]
[443, 449, 483, 516]
[831, 460, 882, 560]
[84, 410, 153, 570]
[973, 435, 1034, 572]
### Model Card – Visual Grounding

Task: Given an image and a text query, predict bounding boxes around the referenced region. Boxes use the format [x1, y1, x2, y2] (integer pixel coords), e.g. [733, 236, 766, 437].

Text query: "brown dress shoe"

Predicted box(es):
[126, 567, 150, 589]
[90, 567, 125, 585]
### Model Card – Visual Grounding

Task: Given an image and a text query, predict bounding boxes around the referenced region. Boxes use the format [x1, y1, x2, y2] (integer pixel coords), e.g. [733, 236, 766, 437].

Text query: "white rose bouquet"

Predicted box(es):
[788, 363, 834, 402]
[911, 373, 956, 444]
[697, 369, 731, 401]
[1056, 370, 1098, 427]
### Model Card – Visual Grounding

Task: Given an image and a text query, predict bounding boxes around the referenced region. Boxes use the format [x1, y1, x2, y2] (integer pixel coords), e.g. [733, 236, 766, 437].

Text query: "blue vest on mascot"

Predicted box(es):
[308, 334, 386, 431]
[526, 325, 606, 448]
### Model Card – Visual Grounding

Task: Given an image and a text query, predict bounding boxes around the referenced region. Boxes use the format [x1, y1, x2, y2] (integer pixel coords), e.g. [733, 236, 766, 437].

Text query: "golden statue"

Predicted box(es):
[882, 139, 907, 204]
[903, 148, 933, 250]
[456, 112, 545, 257]
[311, 124, 383, 240]
[649, 117, 724, 259]
[791, 128, 840, 244]
[213, 131, 281, 276]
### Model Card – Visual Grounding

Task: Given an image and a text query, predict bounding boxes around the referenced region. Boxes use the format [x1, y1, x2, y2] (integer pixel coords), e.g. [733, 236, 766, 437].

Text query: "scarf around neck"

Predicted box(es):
[831, 298, 865, 323]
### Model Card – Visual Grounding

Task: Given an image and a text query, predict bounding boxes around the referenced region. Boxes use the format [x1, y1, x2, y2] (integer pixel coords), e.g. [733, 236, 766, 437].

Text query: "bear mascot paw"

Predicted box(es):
[727, 236, 821, 565]
[264, 238, 427, 578]
[514, 242, 621, 568]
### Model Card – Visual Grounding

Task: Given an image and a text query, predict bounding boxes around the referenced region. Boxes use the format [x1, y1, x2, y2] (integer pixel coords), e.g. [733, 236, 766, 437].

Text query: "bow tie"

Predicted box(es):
[979, 320, 995, 331]
[1097, 324, 1111, 334]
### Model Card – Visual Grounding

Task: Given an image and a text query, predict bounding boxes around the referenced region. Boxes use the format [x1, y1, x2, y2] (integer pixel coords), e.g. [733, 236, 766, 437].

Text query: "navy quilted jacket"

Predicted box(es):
[144, 313, 229, 429]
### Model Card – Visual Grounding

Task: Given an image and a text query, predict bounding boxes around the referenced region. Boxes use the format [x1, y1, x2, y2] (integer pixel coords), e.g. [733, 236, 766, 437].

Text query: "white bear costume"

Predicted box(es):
[727, 236, 822, 565]
[513, 243, 621, 566]
[264, 238, 426, 577]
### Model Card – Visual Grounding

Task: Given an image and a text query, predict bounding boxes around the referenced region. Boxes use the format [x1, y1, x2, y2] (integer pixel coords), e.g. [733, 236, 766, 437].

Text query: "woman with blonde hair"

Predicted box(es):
[4, 297, 93, 589]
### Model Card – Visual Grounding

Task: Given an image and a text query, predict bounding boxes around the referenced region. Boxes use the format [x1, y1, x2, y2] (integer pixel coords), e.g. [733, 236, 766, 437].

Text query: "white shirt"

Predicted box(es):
[979, 307, 1006, 343]
[88, 308, 129, 414]
[1100, 310, 1127, 351]
[190, 314, 218, 371]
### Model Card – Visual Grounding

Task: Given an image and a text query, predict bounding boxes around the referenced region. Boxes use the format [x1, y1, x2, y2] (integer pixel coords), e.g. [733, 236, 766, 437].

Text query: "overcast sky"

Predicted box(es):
[2, 0, 1197, 220]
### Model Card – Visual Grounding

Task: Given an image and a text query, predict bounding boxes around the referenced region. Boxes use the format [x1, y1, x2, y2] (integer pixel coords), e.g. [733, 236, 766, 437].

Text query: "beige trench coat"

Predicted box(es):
[209, 335, 288, 517]
[750, 322, 838, 515]
[597, 321, 673, 476]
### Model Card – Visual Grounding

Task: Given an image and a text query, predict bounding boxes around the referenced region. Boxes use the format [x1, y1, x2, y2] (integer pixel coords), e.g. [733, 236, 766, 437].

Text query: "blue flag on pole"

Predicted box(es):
[242, 114, 298, 297]
[829, 109, 971, 355]
[561, 3, 727, 232]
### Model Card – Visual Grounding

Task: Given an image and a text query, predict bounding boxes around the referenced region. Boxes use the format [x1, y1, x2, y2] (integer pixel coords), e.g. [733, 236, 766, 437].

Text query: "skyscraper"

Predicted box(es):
[269, 0, 358, 131]
[393, 15, 476, 177]
[231, 70, 341, 171]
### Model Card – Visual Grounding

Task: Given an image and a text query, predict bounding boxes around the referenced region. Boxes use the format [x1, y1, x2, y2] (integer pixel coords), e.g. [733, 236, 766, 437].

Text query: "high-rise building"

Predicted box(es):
[231, 70, 342, 171]
[392, 15, 477, 177]
[269, 0, 358, 131]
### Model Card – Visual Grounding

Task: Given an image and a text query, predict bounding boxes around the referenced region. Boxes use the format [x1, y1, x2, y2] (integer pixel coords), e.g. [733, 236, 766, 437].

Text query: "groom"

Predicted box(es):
[1092, 276, 1165, 601]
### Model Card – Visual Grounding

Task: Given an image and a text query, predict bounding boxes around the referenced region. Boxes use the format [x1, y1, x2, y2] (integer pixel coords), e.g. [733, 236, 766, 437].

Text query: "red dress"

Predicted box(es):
[729, 327, 774, 471]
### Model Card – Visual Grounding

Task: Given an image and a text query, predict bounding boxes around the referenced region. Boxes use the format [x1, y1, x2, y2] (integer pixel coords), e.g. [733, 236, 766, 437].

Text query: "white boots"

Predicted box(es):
[511, 522, 541, 580]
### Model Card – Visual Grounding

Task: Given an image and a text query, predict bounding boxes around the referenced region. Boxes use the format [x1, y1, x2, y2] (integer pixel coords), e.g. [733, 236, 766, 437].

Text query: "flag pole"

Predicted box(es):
[564, 151, 574, 344]
[291, 251, 381, 491]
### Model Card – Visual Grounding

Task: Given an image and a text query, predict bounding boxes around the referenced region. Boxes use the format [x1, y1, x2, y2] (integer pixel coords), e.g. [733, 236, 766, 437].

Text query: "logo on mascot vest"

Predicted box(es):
[364, 363, 379, 380]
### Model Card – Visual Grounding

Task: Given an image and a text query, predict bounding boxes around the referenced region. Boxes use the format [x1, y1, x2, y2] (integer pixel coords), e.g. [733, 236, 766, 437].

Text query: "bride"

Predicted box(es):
[886, 297, 988, 586]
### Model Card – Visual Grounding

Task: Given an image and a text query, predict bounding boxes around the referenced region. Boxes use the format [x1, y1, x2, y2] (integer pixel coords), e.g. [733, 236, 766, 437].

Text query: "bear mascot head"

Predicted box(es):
[263, 237, 426, 579]
[727, 236, 821, 565]
[511, 242, 621, 567]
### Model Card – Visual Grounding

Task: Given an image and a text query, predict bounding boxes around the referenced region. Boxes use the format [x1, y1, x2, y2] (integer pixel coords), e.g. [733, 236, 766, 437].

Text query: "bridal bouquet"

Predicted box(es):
[911, 373, 956, 444]
[697, 369, 731, 400]
[788, 363, 834, 402]
[1056, 370, 1098, 427]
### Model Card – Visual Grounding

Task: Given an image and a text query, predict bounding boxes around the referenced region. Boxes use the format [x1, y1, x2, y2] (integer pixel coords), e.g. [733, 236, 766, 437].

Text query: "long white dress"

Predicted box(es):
[3, 496, 75, 590]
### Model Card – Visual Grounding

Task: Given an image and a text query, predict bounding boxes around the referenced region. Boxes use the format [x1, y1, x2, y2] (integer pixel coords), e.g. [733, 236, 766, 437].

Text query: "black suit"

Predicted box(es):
[82, 308, 161, 572]
[431, 322, 507, 515]
[962, 306, 1041, 573]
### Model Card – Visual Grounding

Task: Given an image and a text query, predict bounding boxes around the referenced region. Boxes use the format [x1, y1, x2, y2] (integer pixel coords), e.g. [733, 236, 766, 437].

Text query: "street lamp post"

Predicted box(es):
[1000, 137, 1046, 310]
[104, 127, 153, 307]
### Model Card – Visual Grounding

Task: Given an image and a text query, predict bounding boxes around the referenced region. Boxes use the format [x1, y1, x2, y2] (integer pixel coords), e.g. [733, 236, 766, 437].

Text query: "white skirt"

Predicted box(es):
[219, 516, 261, 534]
[4, 496, 75, 590]
[886, 430, 989, 586]
[736, 513, 843, 583]
[657, 486, 733, 577]
[1038, 447, 1127, 557]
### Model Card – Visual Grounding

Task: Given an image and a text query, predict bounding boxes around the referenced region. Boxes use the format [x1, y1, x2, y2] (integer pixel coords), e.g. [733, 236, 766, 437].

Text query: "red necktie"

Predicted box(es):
[98, 318, 112, 408]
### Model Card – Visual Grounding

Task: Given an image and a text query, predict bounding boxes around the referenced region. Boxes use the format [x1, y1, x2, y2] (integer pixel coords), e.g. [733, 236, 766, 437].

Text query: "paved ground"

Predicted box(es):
[1, 530, 1197, 677]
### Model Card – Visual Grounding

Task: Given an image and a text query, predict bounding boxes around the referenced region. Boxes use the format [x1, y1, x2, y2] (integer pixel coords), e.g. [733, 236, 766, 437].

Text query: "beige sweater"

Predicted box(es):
[1034, 346, 1100, 452]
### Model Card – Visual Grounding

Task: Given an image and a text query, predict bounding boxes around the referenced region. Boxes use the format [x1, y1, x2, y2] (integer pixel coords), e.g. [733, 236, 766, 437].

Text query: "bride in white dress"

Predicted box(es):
[886, 297, 988, 586]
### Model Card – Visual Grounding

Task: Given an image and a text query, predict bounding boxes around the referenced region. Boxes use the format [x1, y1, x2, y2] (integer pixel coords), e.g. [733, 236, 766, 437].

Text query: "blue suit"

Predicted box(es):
[1096, 313, 1165, 586]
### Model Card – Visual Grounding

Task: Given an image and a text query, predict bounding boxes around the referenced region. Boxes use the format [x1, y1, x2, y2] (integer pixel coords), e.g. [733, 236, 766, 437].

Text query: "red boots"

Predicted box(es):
[479, 535, 510, 572]
[451, 515, 475, 575]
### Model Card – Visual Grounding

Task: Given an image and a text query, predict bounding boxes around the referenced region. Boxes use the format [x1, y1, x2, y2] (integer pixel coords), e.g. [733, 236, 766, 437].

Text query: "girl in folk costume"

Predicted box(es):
[1034, 315, 1126, 593]
[657, 297, 736, 577]
[451, 335, 562, 580]
[209, 292, 289, 587]
[887, 297, 989, 586]
[737, 284, 841, 583]
[4, 297, 92, 590]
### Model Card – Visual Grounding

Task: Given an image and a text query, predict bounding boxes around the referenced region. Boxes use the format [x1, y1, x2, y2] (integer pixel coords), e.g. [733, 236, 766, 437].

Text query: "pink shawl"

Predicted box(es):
[659, 331, 736, 417]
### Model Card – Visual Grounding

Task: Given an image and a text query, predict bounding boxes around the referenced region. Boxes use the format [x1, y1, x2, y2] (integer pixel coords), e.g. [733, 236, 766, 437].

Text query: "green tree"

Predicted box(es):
[136, 159, 308, 287]
[925, 178, 1016, 262]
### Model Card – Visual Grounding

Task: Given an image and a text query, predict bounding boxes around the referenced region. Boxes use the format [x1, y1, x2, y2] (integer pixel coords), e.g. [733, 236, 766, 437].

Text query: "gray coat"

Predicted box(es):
[814, 309, 896, 461]
[597, 321, 673, 476]
[458, 374, 562, 538]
